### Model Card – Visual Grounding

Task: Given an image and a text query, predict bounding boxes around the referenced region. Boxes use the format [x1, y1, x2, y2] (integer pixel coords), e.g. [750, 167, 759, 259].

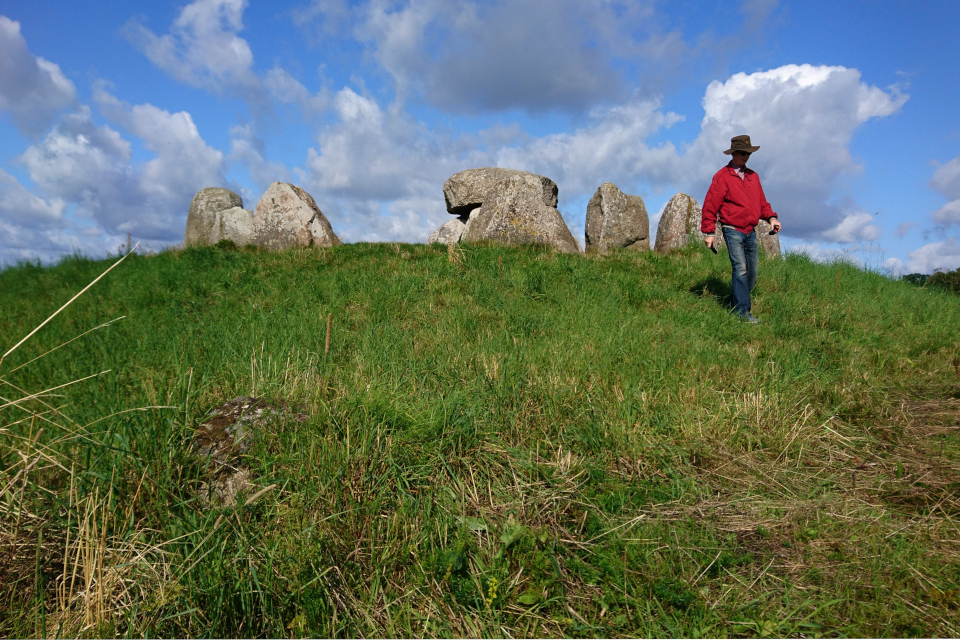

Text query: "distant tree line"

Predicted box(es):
[903, 267, 960, 293]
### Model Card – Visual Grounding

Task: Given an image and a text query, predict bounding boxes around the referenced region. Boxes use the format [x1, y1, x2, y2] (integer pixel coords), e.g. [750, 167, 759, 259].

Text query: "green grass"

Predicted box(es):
[2, 241, 959, 637]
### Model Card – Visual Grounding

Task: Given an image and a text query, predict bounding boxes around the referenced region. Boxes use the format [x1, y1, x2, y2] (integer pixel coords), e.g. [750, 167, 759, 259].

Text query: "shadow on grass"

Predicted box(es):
[690, 276, 732, 309]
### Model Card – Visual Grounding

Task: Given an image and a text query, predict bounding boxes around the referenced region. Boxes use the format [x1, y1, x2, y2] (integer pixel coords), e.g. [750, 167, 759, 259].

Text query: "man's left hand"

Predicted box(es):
[770, 219, 781, 234]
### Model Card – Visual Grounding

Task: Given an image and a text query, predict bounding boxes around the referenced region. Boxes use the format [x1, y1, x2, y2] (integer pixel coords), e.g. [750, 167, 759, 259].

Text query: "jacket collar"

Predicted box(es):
[726, 163, 755, 177]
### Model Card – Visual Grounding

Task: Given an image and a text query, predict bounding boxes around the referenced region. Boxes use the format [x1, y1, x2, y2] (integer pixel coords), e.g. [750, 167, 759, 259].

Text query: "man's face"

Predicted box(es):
[731, 150, 750, 168]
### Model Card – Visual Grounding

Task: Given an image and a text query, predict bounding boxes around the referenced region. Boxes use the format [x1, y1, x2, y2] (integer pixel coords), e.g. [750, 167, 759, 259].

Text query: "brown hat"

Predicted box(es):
[723, 134, 760, 155]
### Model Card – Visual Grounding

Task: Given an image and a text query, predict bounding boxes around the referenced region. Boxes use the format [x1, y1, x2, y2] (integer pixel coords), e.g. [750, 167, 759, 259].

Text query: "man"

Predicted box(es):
[701, 134, 782, 323]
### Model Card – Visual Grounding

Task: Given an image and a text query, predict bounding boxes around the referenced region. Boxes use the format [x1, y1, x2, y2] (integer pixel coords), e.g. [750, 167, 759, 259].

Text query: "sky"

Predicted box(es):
[1, 0, 959, 274]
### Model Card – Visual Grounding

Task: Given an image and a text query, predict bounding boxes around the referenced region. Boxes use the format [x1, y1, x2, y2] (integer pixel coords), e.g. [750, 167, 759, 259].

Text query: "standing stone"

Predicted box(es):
[428, 218, 467, 245]
[216, 207, 255, 247]
[462, 207, 481, 238]
[252, 182, 342, 250]
[427, 207, 481, 245]
[185, 187, 244, 247]
[655, 193, 724, 254]
[461, 175, 580, 253]
[443, 168, 558, 216]
[585, 183, 650, 253]
[757, 219, 782, 258]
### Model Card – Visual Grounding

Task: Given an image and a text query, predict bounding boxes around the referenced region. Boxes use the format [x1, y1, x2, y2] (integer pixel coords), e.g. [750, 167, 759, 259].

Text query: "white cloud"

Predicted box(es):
[19, 107, 135, 205]
[786, 242, 865, 267]
[0, 168, 66, 224]
[0, 218, 127, 266]
[350, 0, 672, 113]
[496, 99, 684, 197]
[895, 222, 918, 238]
[19, 97, 225, 242]
[890, 238, 960, 275]
[0, 167, 127, 266]
[856, 84, 907, 121]
[306, 88, 418, 200]
[124, 0, 256, 92]
[683, 64, 907, 241]
[263, 67, 329, 114]
[820, 210, 881, 243]
[227, 123, 292, 199]
[94, 88, 225, 206]
[932, 200, 960, 226]
[0, 16, 76, 136]
[930, 154, 960, 201]
[739, 0, 781, 31]
[929, 153, 960, 225]
[882, 256, 905, 276]
[300, 87, 484, 241]
[293, 0, 353, 34]
[124, 0, 326, 114]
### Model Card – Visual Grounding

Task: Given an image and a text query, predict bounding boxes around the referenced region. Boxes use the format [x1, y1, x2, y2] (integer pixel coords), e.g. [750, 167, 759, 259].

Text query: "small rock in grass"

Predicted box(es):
[193, 396, 306, 506]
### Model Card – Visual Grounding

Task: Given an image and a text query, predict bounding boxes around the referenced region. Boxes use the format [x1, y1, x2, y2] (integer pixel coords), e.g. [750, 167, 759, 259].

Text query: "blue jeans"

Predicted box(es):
[721, 227, 758, 317]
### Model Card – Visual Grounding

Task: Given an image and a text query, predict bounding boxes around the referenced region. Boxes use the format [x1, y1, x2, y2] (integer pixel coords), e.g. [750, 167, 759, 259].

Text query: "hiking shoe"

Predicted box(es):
[743, 314, 761, 324]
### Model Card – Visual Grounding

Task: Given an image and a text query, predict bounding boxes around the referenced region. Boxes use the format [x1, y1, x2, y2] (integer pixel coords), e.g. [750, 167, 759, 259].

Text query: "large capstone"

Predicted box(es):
[185, 187, 244, 247]
[443, 168, 558, 216]
[252, 182, 342, 250]
[461, 174, 580, 253]
[584, 183, 650, 253]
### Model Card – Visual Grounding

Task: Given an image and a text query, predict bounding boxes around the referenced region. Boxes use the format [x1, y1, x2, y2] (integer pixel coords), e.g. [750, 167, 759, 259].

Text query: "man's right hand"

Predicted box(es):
[705, 236, 715, 250]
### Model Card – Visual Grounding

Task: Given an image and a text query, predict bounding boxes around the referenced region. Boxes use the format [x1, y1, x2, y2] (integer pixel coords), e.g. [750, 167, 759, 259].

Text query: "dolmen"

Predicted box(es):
[184, 182, 341, 250]
[429, 168, 581, 253]
[584, 182, 649, 253]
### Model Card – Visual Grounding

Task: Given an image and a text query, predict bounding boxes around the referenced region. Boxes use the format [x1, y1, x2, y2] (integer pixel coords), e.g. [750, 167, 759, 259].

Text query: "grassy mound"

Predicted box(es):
[2, 242, 959, 637]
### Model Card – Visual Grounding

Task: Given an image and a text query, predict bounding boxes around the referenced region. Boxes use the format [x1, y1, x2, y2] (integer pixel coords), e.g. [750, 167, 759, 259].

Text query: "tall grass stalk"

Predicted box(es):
[1, 245, 136, 369]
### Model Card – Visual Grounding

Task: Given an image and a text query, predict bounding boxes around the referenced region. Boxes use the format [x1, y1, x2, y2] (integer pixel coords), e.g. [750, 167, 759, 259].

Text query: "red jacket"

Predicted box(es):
[701, 164, 777, 235]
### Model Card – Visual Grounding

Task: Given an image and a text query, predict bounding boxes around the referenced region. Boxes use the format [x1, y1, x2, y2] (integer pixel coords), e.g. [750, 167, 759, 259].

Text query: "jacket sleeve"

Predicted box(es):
[701, 171, 725, 235]
[756, 176, 777, 222]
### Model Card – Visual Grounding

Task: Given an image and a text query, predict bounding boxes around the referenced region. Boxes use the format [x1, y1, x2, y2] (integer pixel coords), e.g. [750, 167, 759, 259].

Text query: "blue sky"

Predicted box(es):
[1, 0, 959, 274]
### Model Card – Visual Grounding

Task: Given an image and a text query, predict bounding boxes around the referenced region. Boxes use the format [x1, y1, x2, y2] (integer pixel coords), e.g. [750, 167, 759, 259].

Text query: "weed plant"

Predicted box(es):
[1, 241, 959, 637]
